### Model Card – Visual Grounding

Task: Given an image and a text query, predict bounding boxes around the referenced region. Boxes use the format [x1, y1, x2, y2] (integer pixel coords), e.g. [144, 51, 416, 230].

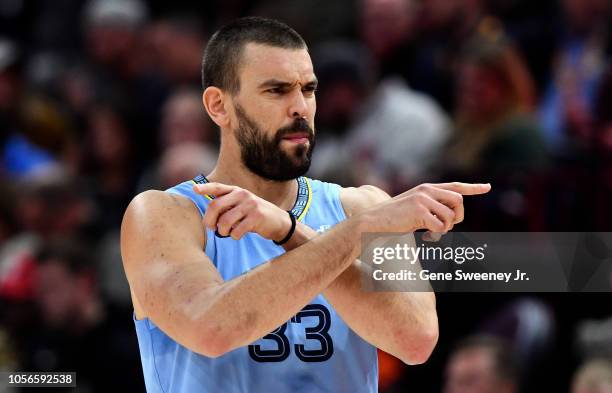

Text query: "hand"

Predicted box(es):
[362, 182, 491, 235]
[193, 183, 291, 242]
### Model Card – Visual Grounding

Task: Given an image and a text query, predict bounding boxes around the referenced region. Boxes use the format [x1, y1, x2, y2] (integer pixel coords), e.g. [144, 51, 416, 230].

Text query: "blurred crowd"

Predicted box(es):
[0, 0, 611, 392]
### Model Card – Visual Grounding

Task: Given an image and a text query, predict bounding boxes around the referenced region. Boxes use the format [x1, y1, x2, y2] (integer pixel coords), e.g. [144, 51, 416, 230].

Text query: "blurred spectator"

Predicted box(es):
[410, 0, 486, 111]
[1, 133, 57, 179]
[478, 297, 555, 390]
[1, 94, 69, 180]
[0, 169, 93, 302]
[571, 358, 612, 393]
[486, 0, 560, 93]
[310, 41, 450, 192]
[443, 335, 519, 393]
[419, 0, 484, 38]
[136, 88, 218, 191]
[443, 24, 547, 175]
[538, 0, 611, 153]
[309, 41, 373, 185]
[83, 0, 148, 77]
[59, 65, 97, 125]
[17, 169, 92, 238]
[159, 87, 217, 148]
[144, 16, 206, 85]
[437, 26, 549, 230]
[33, 238, 101, 331]
[158, 142, 217, 189]
[577, 317, 612, 359]
[359, 0, 418, 83]
[253, 0, 355, 45]
[346, 75, 450, 192]
[81, 0, 165, 160]
[138, 142, 217, 191]
[19, 237, 144, 392]
[481, 298, 555, 364]
[19, 94, 79, 172]
[81, 103, 138, 232]
[0, 37, 50, 179]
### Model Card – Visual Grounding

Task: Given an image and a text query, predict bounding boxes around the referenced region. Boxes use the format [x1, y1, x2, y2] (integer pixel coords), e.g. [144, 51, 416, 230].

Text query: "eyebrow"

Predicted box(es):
[258, 78, 318, 90]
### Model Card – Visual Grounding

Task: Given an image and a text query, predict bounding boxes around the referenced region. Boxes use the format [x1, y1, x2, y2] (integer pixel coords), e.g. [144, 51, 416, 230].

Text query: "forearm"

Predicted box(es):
[323, 261, 438, 364]
[285, 222, 439, 364]
[200, 216, 364, 354]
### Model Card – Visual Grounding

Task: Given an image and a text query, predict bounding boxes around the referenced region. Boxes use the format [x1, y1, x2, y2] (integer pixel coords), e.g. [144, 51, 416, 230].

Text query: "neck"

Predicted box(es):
[207, 142, 299, 211]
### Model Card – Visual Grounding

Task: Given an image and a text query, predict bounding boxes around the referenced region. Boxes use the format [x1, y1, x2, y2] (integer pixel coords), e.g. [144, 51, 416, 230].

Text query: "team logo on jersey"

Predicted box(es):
[316, 224, 331, 233]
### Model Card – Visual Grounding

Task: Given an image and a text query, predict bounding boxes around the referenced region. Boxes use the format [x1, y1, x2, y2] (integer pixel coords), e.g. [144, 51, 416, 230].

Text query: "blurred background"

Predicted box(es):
[0, 0, 611, 392]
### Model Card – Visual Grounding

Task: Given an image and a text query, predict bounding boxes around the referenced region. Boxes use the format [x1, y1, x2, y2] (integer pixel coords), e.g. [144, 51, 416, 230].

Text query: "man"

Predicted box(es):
[121, 17, 490, 392]
[443, 335, 519, 393]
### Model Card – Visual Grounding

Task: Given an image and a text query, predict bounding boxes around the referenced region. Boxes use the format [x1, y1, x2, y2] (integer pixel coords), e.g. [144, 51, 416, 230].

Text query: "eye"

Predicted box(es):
[302, 86, 317, 96]
[266, 87, 285, 95]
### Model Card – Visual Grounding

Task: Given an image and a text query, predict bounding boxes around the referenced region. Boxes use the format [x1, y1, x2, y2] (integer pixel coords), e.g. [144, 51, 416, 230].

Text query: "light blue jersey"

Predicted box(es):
[134, 175, 378, 393]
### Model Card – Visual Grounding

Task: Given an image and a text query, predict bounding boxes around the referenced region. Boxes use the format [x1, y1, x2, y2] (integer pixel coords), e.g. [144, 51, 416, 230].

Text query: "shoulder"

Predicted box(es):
[125, 189, 201, 220]
[121, 190, 206, 257]
[339, 185, 391, 218]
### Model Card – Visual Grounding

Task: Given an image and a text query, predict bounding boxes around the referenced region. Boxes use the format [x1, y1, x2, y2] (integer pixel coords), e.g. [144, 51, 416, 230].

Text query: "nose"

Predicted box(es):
[287, 89, 309, 119]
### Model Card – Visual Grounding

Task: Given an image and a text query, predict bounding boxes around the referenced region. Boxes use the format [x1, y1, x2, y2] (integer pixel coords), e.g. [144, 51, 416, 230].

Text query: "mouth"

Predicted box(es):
[281, 133, 310, 144]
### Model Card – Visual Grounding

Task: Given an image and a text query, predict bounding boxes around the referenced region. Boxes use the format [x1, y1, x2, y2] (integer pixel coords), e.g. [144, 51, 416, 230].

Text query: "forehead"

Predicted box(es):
[238, 43, 314, 86]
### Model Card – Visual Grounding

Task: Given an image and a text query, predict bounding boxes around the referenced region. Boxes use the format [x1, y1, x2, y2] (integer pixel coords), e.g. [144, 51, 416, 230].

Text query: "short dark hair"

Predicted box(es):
[201, 16, 307, 94]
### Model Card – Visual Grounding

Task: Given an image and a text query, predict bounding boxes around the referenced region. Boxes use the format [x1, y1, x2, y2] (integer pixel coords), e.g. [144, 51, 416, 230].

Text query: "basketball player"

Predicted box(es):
[121, 17, 491, 392]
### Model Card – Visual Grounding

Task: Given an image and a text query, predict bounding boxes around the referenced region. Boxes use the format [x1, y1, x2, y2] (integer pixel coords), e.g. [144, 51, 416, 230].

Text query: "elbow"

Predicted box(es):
[194, 322, 235, 358]
[396, 317, 439, 365]
[196, 341, 229, 359]
[405, 327, 439, 365]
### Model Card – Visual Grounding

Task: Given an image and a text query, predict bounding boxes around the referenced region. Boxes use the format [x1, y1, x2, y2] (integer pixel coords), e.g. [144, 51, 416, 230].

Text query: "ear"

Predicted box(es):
[202, 87, 230, 128]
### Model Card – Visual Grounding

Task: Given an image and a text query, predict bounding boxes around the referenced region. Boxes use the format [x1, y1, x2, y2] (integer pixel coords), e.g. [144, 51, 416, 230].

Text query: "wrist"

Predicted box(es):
[354, 210, 377, 234]
[273, 210, 291, 242]
[273, 211, 296, 245]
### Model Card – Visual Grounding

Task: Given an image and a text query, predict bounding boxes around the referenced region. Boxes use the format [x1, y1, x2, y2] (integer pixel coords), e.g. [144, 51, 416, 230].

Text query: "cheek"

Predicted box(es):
[236, 95, 280, 127]
[311, 98, 317, 117]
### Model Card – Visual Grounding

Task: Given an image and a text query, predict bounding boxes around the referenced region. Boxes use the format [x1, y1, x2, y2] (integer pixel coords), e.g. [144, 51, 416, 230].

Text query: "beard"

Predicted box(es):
[234, 103, 315, 181]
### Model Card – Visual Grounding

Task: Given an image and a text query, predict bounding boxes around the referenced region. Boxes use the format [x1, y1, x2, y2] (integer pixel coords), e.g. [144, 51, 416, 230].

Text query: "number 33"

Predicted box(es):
[248, 304, 334, 362]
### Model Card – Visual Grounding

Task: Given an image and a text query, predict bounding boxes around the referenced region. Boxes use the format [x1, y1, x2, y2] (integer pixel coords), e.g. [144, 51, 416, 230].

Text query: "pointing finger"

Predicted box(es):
[434, 182, 491, 196]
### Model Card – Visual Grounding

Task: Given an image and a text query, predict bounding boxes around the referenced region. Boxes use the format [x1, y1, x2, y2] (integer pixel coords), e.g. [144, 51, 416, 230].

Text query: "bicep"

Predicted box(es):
[121, 191, 223, 347]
